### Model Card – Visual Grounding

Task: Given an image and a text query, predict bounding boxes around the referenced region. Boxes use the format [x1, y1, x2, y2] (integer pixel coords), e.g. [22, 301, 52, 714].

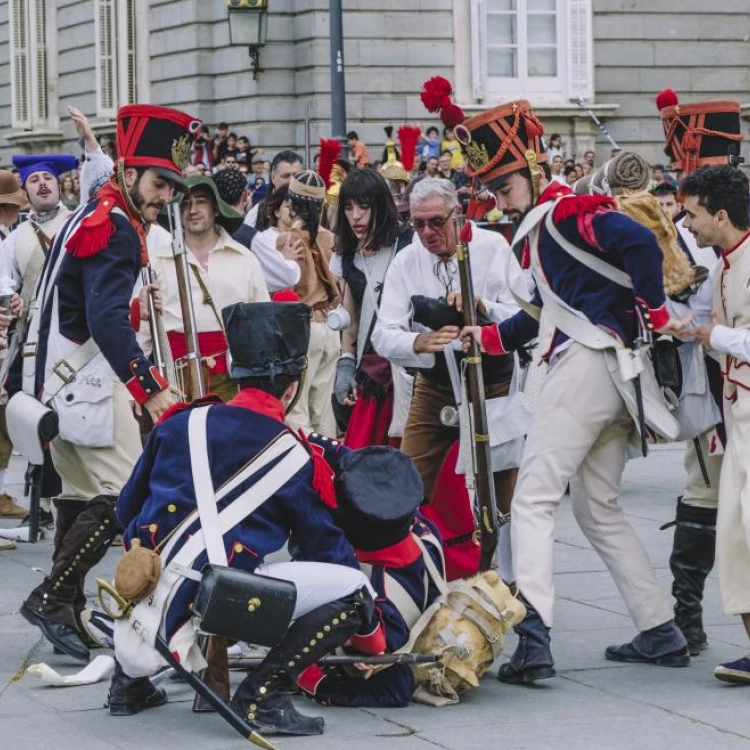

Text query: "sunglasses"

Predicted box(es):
[412, 208, 455, 232]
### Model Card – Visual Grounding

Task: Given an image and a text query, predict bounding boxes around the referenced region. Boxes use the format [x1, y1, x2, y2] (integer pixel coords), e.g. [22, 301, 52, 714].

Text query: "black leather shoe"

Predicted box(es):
[240, 691, 324, 736]
[604, 642, 690, 667]
[20, 603, 90, 663]
[107, 662, 168, 716]
[497, 661, 556, 685]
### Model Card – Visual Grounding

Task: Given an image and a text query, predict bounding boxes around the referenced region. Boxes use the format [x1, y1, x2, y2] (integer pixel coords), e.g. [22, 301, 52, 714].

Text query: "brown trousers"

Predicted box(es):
[401, 374, 517, 513]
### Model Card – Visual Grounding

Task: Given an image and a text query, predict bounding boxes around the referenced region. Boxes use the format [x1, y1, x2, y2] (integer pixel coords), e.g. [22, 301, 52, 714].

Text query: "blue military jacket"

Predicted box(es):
[117, 393, 361, 640]
[487, 184, 670, 357]
[34, 197, 164, 402]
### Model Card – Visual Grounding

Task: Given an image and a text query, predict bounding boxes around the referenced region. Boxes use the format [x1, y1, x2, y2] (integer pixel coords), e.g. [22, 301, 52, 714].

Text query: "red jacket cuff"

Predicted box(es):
[297, 664, 326, 696]
[480, 324, 507, 356]
[125, 360, 169, 405]
[647, 302, 670, 330]
[349, 623, 387, 655]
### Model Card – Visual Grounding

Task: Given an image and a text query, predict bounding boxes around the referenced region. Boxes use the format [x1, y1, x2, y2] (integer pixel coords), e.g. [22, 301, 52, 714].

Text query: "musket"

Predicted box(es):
[166, 201, 206, 400]
[453, 211, 499, 571]
[140, 265, 178, 390]
[165, 202, 227, 709]
[576, 98, 620, 151]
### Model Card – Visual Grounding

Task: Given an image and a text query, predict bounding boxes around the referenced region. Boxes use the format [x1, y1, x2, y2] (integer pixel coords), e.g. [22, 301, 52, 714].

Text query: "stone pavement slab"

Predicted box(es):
[1, 446, 750, 749]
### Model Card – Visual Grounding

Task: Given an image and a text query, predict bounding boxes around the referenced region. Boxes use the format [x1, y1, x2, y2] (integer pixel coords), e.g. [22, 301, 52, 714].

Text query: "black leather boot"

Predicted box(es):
[668, 498, 716, 656]
[230, 587, 374, 735]
[497, 597, 555, 685]
[106, 660, 168, 716]
[21, 495, 120, 662]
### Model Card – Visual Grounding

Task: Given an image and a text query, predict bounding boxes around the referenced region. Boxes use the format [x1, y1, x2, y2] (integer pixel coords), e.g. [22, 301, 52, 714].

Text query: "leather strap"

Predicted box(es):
[188, 406, 228, 566]
[189, 264, 225, 332]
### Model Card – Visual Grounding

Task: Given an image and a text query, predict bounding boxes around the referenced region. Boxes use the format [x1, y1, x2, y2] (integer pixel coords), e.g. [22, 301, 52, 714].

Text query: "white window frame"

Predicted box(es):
[9, 0, 57, 130]
[95, 0, 149, 118]
[470, 0, 593, 106]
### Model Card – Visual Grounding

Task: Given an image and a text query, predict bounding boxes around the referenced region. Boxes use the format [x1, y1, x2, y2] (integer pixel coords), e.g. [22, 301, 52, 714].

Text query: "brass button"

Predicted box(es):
[259, 686, 267, 694]
[332, 618, 339, 625]
[309, 639, 317, 646]
[303, 647, 310, 654]
[234, 542, 243, 552]
[287, 660, 295, 667]
[149, 524, 157, 533]
[139, 376, 145, 381]
[168, 504, 177, 513]
[316, 632, 324, 639]
[248, 605, 256, 613]
[250, 704, 257, 711]
[340, 613, 347, 620]
[247, 712, 255, 720]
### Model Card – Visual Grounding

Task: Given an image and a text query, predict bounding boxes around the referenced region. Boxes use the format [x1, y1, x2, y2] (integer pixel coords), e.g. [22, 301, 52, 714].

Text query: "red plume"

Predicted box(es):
[318, 138, 342, 189]
[440, 103, 465, 129]
[420, 76, 453, 113]
[398, 125, 421, 172]
[656, 89, 679, 111]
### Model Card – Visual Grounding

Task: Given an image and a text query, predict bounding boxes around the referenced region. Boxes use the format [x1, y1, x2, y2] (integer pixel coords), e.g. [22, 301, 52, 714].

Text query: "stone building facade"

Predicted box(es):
[0, 0, 748, 166]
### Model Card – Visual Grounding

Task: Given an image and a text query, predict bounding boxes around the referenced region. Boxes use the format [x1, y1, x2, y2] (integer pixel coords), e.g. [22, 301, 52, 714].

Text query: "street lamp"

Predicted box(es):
[226, 0, 269, 81]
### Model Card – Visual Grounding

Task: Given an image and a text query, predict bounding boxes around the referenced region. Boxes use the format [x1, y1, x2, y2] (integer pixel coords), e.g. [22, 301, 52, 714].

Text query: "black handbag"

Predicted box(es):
[651, 337, 683, 397]
[192, 564, 297, 647]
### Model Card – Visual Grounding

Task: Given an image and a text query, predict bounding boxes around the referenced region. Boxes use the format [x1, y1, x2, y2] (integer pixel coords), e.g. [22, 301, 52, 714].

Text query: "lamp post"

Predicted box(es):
[226, 0, 269, 81]
[330, 0, 347, 145]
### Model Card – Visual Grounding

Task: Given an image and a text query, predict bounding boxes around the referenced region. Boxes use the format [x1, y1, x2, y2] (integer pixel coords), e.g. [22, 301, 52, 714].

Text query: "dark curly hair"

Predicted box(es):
[680, 165, 750, 231]
[335, 169, 398, 263]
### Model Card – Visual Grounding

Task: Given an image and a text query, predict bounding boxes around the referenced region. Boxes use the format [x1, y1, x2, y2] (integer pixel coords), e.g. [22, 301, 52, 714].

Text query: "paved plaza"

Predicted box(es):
[1, 445, 749, 750]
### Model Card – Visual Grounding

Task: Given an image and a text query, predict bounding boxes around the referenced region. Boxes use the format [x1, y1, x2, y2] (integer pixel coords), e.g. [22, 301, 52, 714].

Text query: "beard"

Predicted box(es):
[128, 177, 165, 220]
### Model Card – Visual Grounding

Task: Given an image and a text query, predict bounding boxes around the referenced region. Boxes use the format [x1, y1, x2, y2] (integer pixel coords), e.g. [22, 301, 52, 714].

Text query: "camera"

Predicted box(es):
[327, 305, 352, 331]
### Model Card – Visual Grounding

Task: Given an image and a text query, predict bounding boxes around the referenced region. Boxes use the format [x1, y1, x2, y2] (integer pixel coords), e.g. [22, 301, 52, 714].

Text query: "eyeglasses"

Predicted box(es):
[412, 208, 455, 232]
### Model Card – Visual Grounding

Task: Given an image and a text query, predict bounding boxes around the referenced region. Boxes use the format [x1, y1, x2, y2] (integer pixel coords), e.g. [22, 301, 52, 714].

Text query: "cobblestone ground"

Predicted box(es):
[2, 445, 750, 750]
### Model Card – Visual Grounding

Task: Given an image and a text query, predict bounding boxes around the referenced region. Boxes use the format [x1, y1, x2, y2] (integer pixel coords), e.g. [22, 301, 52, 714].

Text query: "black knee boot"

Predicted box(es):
[230, 586, 374, 736]
[21, 495, 120, 662]
[669, 498, 716, 655]
[498, 596, 555, 685]
[106, 660, 168, 716]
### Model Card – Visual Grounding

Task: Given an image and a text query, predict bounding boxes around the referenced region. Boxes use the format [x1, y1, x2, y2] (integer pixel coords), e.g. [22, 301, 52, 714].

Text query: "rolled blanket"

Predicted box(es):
[574, 151, 650, 196]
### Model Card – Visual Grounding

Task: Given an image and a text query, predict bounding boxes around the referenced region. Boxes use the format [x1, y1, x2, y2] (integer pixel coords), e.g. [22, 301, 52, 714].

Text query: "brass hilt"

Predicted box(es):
[95, 577, 134, 621]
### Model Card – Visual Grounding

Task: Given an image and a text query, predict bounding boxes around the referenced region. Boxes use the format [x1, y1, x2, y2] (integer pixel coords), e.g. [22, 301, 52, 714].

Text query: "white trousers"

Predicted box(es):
[287, 320, 339, 438]
[682, 430, 722, 509]
[50, 382, 142, 501]
[717, 390, 750, 615]
[256, 561, 374, 619]
[511, 344, 673, 630]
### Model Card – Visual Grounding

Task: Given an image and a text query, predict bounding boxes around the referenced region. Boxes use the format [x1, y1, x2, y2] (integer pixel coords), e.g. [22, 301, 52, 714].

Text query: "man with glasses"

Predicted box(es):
[371, 177, 528, 530]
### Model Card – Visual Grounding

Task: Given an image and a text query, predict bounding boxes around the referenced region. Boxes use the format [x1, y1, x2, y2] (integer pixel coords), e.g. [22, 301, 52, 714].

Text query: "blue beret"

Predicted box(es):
[12, 154, 79, 184]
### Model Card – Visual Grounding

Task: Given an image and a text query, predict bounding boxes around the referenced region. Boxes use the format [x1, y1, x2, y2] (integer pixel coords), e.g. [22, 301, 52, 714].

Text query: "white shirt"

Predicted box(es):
[244, 203, 260, 228]
[141, 226, 269, 340]
[249, 227, 302, 292]
[371, 224, 528, 369]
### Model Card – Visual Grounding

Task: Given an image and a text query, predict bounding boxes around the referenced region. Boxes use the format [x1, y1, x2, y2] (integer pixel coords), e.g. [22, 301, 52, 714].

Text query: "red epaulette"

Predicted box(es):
[65, 196, 119, 259]
[295, 429, 337, 510]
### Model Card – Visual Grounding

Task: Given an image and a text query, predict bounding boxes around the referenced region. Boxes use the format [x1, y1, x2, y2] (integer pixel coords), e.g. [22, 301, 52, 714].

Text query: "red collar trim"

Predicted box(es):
[721, 229, 750, 265]
[355, 533, 420, 567]
[537, 181, 573, 205]
[228, 388, 286, 423]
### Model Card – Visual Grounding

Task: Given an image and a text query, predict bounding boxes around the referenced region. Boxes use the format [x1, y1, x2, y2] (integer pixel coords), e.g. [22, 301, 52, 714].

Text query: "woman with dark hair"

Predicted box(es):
[330, 168, 412, 448]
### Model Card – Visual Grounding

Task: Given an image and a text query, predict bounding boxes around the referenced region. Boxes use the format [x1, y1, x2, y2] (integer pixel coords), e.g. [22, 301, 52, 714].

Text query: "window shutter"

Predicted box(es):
[34, 0, 48, 123]
[470, 0, 487, 101]
[567, 0, 593, 101]
[96, 0, 117, 116]
[9, 0, 31, 128]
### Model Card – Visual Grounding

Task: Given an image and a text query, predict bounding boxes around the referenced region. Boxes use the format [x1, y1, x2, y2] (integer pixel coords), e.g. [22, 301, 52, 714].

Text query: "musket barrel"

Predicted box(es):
[454, 214, 499, 571]
[167, 202, 206, 399]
